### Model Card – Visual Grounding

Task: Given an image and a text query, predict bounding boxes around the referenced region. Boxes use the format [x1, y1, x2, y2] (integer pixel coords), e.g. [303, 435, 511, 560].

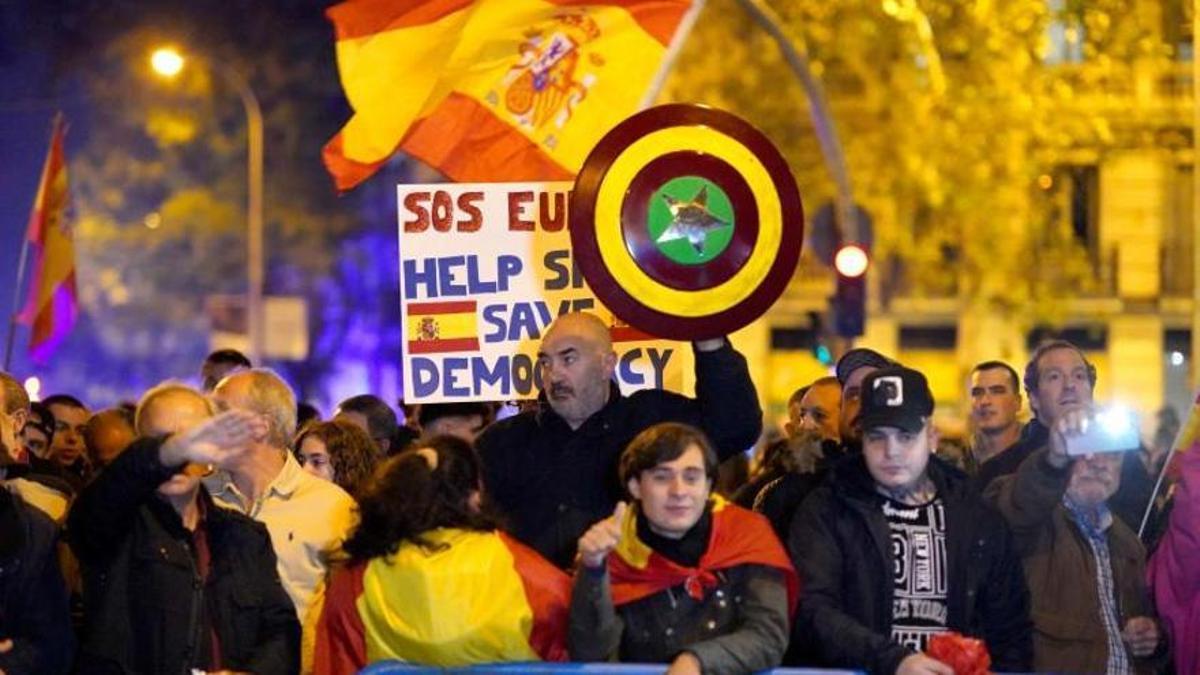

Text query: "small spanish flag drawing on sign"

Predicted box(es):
[407, 301, 479, 354]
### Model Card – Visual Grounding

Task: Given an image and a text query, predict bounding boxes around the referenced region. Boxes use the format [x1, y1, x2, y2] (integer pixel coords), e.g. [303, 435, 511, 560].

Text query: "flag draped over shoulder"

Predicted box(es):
[19, 114, 77, 364]
[323, 0, 700, 190]
[608, 496, 800, 616]
[313, 529, 569, 673]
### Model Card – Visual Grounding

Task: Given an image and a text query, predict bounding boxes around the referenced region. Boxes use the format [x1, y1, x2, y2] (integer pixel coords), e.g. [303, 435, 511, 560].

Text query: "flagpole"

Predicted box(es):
[638, 0, 708, 109]
[2, 237, 32, 372]
[3, 112, 61, 372]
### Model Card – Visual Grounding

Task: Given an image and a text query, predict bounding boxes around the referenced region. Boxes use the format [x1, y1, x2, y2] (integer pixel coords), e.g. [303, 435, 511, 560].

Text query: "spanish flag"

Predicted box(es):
[19, 114, 77, 364]
[406, 300, 479, 353]
[323, 0, 703, 191]
[313, 529, 570, 672]
[609, 496, 799, 616]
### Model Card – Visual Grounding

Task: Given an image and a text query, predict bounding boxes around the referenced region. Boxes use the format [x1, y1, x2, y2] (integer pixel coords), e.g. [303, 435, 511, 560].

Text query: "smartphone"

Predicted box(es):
[1064, 407, 1141, 456]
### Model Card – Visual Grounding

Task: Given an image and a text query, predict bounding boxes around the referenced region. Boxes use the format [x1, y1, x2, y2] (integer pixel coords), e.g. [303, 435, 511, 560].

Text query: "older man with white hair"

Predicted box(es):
[205, 369, 356, 669]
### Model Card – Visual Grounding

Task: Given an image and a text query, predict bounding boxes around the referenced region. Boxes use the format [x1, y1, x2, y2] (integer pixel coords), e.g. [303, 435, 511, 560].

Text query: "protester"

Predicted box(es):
[1, 373, 73, 521]
[417, 401, 491, 443]
[205, 369, 357, 670]
[18, 400, 53, 461]
[976, 340, 1155, 531]
[781, 385, 810, 440]
[83, 406, 136, 469]
[569, 423, 795, 673]
[70, 385, 299, 674]
[835, 347, 896, 449]
[0, 372, 74, 675]
[790, 376, 842, 443]
[478, 311, 762, 568]
[967, 360, 1024, 473]
[790, 366, 1032, 674]
[200, 348, 252, 392]
[986, 401, 1164, 673]
[297, 401, 322, 429]
[314, 436, 570, 671]
[44, 393, 91, 485]
[1147, 447, 1200, 675]
[746, 376, 844, 534]
[294, 419, 381, 497]
[334, 394, 401, 455]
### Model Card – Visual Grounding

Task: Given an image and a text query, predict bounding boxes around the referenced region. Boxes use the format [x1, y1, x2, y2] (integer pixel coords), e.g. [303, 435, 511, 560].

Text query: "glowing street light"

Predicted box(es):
[149, 45, 264, 364]
[150, 47, 185, 78]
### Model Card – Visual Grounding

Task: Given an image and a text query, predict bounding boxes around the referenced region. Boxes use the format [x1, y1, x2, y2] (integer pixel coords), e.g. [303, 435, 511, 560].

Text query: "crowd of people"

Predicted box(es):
[0, 312, 1197, 675]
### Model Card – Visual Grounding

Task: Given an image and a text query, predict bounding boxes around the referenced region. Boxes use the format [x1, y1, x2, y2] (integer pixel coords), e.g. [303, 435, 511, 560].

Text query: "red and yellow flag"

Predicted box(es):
[19, 114, 77, 364]
[313, 529, 569, 672]
[609, 496, 800, 616]
[406, 300, 480, 353]
[323, 0, 702, 191]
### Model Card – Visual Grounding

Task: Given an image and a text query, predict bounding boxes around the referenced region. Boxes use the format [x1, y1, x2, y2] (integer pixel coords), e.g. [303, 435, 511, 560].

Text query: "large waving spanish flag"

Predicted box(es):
[609, 496, 799, 616]
[19, 114, 77, 364]
[314, 529, 570, 672]
[323, 0, 703, 191]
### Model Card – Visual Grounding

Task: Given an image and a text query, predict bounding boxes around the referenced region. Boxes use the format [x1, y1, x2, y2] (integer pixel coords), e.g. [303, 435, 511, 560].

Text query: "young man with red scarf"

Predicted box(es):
[569, 423, 797, 674]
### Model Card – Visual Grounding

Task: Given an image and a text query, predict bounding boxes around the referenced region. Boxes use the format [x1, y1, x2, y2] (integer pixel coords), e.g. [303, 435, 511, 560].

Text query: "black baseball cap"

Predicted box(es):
[835, 348, 896, 386]
[859, 366, 934, 433]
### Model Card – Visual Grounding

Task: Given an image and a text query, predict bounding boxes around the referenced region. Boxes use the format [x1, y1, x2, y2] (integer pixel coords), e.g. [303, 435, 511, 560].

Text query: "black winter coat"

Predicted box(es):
[68, 438, 300, 675]
[477, 342, 762, 568]
[0, 488, 73, 674]
[788, 455, 1033, 674]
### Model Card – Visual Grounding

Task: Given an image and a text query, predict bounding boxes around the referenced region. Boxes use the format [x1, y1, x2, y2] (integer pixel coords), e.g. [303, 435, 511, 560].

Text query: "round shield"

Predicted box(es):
[571, 104, 804, 340]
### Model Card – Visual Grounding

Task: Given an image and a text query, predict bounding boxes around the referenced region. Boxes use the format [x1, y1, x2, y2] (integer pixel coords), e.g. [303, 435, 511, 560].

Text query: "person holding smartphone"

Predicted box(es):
[986, 385, 1165, 673]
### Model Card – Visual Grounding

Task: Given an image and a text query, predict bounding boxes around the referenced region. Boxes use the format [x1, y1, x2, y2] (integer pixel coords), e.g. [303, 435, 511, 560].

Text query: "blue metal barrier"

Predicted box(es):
[359, 663, 864, 675]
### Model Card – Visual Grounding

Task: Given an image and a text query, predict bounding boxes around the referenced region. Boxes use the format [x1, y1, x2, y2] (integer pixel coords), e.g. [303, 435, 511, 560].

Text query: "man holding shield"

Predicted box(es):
[477, 311, 761, 569]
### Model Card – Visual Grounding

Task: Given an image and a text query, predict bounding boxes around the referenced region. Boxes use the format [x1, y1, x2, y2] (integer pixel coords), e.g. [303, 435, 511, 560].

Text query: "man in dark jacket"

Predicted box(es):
[478, 312, 761, 568]
[0, 421, 74, 675]
[69, 384, 299, 675]
[789, 366, 1032, 675]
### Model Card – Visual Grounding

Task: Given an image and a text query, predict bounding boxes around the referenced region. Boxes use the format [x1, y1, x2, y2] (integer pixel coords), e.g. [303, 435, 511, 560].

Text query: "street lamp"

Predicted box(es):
[150, 46, 265, 365]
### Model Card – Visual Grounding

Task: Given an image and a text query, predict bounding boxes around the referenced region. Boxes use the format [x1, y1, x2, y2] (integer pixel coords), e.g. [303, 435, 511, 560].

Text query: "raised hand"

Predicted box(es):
[1048, 404, 1091, 469]
[578, 501, 627, 569]
[160, 409, 267, 470]
[896, 653, 954, 675]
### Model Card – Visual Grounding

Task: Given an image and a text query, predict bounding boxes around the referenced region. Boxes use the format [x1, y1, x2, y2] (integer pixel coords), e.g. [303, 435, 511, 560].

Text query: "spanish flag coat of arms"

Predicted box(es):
[313, 529, 570, 671]
[323, 0, 702, 190]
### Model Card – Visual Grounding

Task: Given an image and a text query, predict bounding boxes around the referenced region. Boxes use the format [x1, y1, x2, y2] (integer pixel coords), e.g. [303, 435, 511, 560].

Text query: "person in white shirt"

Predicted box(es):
[204, 368, 356, 670]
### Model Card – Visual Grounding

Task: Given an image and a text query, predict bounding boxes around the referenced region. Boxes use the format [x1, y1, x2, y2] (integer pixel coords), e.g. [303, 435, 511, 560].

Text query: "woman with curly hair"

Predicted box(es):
[294, 420, 380, 497]
[313, 435, 570, 672]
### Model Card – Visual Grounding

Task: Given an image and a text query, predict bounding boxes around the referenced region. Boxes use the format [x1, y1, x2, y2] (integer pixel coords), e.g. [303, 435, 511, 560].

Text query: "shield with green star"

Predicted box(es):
[570, 104, 804, 339]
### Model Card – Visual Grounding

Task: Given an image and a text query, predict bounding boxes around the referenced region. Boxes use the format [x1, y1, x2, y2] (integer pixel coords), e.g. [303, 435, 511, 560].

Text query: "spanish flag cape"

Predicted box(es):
[608, 496, 799, 616]
[313, 528, 569, 673]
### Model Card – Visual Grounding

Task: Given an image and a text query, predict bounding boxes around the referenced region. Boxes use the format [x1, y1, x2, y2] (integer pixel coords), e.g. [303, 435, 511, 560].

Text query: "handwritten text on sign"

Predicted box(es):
[398, 182, 688, 403]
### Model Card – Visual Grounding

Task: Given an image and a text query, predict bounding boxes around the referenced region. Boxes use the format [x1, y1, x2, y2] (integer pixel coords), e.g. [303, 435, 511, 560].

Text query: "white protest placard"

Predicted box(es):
[398, 181, 691, 403]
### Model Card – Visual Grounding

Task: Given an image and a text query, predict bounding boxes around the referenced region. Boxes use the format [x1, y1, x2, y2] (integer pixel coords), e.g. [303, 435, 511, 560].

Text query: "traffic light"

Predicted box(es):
[832, 244, 868, 337]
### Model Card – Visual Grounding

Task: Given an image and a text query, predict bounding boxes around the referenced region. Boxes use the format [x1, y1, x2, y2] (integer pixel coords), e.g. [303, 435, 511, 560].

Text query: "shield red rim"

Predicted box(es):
[571, 104, 804, 340]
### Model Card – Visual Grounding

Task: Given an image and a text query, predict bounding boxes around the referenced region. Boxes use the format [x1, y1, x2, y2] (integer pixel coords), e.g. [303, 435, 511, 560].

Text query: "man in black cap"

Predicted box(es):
[789, 366, 1031, 674]
[835, 347, 897, 449]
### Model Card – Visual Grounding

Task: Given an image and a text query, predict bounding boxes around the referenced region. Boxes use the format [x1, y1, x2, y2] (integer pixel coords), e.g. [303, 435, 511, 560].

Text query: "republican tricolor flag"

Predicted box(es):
[323, 0, 704, 191]
[19, 114, 77, 364]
